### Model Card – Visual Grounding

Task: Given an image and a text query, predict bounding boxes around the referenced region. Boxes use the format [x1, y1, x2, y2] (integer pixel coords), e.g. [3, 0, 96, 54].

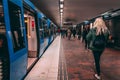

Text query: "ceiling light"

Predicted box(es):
[60, 9, 63, 13]
[60, 12, 63, 16]
[60, 0, 64, 2]
[60, 4, 63, 8]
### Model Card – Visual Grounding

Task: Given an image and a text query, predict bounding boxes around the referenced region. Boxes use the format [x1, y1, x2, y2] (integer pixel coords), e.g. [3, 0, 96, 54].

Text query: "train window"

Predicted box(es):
[39, 18, 44, 39]
[48, 26, 51, 36]
[0, 1, 6, 34]
[50, 23, 54, 35]
[8, 2, 25, 52]
[42, 18, 48, 38]
[51, 24, 55, 34]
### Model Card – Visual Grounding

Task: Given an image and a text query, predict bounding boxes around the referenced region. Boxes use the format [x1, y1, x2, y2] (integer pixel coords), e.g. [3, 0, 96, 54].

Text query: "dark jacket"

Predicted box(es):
[86, 28, 109, 51]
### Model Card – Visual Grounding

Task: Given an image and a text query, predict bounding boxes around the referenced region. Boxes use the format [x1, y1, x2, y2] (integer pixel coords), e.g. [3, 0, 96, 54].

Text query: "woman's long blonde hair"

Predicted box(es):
[93, 17, 108, 35]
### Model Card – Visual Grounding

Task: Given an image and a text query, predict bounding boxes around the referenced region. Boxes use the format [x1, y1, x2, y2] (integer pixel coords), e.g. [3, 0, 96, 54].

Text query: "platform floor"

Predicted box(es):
[25, 36, 120, 80]
[25, 36, 61, 80]
[61, 36, 120, 80]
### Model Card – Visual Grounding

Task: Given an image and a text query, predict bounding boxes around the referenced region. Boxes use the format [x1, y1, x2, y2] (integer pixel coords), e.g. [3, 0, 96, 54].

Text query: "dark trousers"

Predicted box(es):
[85, 39, 88, 49]
[92, 50, 103, 76]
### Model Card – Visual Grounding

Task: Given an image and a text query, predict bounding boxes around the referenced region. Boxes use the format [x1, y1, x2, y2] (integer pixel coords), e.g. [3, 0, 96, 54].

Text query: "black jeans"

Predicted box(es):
[92, 50, 103, 76]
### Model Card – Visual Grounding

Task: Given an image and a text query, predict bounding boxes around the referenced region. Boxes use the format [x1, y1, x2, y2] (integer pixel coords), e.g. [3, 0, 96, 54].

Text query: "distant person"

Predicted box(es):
[72, 29, 76, 39]
[77, 29, 81, 40]
[86, 17, 109, 80]
[67, 29, 71, 40]
[57, 28, 61, 35]
[61, 29, 65, 38]
[65, 29, 67, 37]
[107, 34, 115, 47]
[82, 26, 89, 49]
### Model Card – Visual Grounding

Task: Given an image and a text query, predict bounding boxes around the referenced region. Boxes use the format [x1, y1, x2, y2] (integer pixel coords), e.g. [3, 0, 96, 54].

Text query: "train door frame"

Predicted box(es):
[23, 1, 40, 70]
[50, 22, 54, 42]
[47, 19, 51, 45]
[38, 13, 45, 56]
[42, 17, 49, 50]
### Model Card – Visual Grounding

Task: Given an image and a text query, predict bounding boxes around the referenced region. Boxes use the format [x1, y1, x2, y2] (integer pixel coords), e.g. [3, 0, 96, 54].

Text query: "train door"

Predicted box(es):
[113, 16, 120, 48]
[47, 20, 51, 45]
[47, 20, 54, 46]
[23, 6, 39, 69]
[50, 23, 54, 42]
[38, 17, 44, 56]
[0, 1, 10, 79]
[42, 17, 49, 49]
[5, 0, 27, 80]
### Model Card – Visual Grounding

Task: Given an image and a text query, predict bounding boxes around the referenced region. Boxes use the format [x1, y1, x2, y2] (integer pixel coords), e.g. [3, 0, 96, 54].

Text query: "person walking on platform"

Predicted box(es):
[82, 26, 90, 49]
[57, 28, 61, 35]
[86, 17, 109, 80]
[72, 29, 76, 39]
[77, 29, 81, 40]
[67, 28, 71, 40]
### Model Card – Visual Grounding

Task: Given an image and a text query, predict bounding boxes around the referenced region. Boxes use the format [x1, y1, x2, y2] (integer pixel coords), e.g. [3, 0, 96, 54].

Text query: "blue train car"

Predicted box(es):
[0, 0, 27, 79]
[52, 23, 58, 39]
[0, 0, 57, 79]
[47, 19, 52, 44]
[37, 12, 46, 56]
[41, 16, 50, 50]
[37, 12, 56, 56]
[23, 0, 41, 72]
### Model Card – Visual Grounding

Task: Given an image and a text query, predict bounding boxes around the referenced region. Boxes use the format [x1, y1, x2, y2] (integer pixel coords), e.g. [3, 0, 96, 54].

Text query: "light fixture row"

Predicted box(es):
[59, 0, 64, 26]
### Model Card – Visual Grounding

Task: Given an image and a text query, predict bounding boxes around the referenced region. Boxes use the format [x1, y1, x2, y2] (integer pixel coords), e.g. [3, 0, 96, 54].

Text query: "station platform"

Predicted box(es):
[25, 36, 61, 80]
[25, 36, 120, 80]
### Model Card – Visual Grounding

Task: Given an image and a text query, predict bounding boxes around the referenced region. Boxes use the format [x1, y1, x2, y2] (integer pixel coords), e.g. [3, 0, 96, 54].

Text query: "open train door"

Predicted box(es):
[23, 0, 40, 70]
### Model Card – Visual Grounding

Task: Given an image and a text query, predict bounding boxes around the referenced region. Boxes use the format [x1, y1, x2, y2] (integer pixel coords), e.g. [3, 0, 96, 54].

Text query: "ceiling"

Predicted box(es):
[30, 0, 120, 27]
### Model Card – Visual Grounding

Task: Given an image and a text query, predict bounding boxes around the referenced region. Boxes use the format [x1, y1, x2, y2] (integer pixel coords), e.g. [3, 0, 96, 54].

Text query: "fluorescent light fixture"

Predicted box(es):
[60, 9, 63, 13]
[60, 0, 64, 2]
[60, 4, 63, 8]
[24, 14, 28, 17]
[60, 12, 63, 15]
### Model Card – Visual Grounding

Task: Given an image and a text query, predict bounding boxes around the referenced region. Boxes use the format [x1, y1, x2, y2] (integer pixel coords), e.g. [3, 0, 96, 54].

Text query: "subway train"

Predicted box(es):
[77, 8, 120, 48]
[0, 0, 57, 80]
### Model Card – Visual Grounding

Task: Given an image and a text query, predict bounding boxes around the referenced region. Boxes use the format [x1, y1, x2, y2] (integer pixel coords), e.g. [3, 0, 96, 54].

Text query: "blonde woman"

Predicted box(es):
[86, 17, 109, 80]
